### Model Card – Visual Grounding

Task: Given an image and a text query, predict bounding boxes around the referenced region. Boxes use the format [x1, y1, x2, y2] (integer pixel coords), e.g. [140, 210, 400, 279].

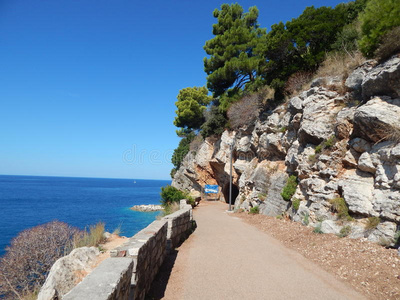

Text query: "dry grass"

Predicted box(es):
[189, 134, 204, 152]
[315, 51, 364, 79]
[73, 222, 106, 248]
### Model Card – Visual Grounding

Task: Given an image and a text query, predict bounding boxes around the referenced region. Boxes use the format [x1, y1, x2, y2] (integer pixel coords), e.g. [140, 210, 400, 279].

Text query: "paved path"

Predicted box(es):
[162, 201, 365, 300]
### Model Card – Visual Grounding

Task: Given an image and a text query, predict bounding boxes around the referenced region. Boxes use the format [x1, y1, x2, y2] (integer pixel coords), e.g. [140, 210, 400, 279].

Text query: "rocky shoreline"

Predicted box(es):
[130, 204, 163, 212]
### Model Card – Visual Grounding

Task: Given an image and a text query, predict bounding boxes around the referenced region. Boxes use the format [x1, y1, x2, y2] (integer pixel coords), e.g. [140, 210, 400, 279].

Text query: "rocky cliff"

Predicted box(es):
[172, 55, 400, 246]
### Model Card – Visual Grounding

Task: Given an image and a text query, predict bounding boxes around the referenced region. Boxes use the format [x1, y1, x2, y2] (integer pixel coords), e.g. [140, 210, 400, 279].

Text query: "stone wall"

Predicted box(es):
[62, 206, 193, 300]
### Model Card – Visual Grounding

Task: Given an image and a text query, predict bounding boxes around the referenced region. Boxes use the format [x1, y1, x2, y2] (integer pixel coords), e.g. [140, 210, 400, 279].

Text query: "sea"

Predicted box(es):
[0, 175, 170, 256]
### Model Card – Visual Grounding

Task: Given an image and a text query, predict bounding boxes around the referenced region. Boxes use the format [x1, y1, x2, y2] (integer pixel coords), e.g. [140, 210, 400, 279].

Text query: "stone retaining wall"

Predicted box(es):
[63, 205, 193, 300]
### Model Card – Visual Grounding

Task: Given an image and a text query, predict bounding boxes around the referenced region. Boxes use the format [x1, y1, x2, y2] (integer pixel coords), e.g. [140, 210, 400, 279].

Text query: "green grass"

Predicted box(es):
[313, 223, 323, 234]
[249, 206, 260, 214]
[366, 217, 380, 230]
[329, 197, 353, 221]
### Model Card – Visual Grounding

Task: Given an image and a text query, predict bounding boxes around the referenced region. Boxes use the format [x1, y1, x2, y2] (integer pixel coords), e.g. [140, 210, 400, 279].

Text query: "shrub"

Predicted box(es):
[375, 26, 400, 62]
[338, 225, 352, 238]
[313, 223, 323, 234]
[0, 221, 80, 299]
[329, 197, 353, 221]
[160, 185, 186, 207]
[332, 21, 361, 53]
[315, 144, 323, 154]
[283, 71, 313, 97]
[358, 0, 400, 58]
[200, 104, 227, 138]
[227, 92, 261, 130]
[366, 216, 380, 230]
[171, 131, 195, 171]
[281, 175, 298, 201]
[292, 198, 300, 211]
[249, 206, 260, 214]
[189, 134, 204, 152]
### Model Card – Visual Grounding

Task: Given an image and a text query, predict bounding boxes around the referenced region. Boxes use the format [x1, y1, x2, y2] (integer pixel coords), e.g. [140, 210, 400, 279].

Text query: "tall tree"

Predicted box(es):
[173, 86, 212, 131]
[203, 4, 266, 98]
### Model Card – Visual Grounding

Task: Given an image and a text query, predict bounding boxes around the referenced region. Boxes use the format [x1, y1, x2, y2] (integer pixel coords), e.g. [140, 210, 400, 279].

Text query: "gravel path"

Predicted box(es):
[156, 201, 364, 300]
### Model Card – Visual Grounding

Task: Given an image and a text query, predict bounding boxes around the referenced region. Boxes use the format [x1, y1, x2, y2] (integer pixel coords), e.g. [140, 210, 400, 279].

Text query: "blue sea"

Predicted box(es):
[0, 175, 170, 256]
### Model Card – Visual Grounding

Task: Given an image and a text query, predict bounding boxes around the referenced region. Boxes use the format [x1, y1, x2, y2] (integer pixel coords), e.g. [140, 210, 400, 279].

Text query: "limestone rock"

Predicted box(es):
[338, 170, 376, 216]
[258, 132, 285, 159]
[259, 173, 289, 217]
[350, 138, 371, 153]
[345, 60, 376, 97]
[343, 149, 360, 168]
[367, 221, 398, 246]
[288, 96, 303, 114]
[358, 152, 376, 174]
[353, 97, 400, 143]
[321, 220, 341, 235]
[362, 56, 400, 100]
[38, 247, 100, 300]
[372, 189, 400, 222]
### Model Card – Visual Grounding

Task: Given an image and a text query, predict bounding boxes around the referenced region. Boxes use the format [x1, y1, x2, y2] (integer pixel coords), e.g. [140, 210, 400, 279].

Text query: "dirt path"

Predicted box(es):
[158, 201, 364, 300]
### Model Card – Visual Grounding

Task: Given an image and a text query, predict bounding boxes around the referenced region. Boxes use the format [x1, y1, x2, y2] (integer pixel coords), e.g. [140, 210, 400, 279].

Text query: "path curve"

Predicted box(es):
[162, 201, 365, 300]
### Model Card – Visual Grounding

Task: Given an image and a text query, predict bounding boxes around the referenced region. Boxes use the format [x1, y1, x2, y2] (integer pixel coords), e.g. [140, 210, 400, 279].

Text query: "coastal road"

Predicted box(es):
[158, 201, 365, 300]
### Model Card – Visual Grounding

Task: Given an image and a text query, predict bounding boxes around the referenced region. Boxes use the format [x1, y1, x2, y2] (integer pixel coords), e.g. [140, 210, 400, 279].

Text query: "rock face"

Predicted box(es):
[37, 247, 100, 300]
[130, 204, 163, 212]
[172, 55, 400, 246]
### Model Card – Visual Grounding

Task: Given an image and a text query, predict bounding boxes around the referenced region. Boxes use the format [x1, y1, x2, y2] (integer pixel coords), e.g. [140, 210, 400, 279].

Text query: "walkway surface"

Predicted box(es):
[161, 201, 365, 300]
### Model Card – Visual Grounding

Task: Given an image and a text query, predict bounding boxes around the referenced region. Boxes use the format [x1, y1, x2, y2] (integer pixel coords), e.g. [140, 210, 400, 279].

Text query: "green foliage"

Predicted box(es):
[276, 215, 283, 220]
[338, 225, 352, 238]
[173, 86, 212, 130]
[315, 144, 323, 154]
[359, 0, 400, 58]
[200, 104, 227, 138]
[329, 198, 353, 221]
[366, 216, 380, 230]
[171, 132, 195, 170]
[313, 223, 323, 234]
[332, 21, 360, 52]
[204, 4, 266, 97]
[394, 231, 400, 245]
[292, 198, 300, 211]
[160, 185, 186, 206]
[249, 206, 260, 214]
[281, 175, 298, 201]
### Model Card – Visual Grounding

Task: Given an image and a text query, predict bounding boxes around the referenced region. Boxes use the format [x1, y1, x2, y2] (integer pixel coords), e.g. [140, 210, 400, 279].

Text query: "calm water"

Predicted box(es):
[0, 175, 170, 256]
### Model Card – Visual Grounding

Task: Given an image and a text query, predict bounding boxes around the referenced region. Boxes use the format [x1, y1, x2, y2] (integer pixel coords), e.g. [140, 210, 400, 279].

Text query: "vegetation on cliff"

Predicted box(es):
[171, 0, 400, 177]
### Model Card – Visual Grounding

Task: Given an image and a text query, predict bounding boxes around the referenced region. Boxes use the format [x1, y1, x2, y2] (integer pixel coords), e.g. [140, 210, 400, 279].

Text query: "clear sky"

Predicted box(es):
[0, 0, 350, 180]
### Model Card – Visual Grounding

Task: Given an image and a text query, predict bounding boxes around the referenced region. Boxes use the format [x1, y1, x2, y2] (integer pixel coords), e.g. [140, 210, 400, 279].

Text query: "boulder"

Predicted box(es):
[288, 96, 303, 114]
[259, 173, 289, 217]
[350, 138, 371, 153]
[353, 97, 400, 143]
[338, 170, 376, 216]
[367, 221, 398, 246]
[362, 56, 400, 100]
[38, 247, 100, 300]
[358, 152, 376, 174]
[345, 60, 376, 97]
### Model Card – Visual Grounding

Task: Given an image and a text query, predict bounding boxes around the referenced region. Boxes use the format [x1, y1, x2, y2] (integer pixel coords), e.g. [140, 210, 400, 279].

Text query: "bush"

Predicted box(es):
[249, 206, 260, 214]
[338, 225, 352, 238]
[281, 175, 298, 201]
[0, 221, 80, 299]
[375, 26, 400, 62]
[329, 197, 353, 221]
[292, 198, 300, 211]
[160, 185, 186, 207]
[200, 104, 227, 138]
[283, 71, 313, 97]
[171, 131, 195, 171]
[227, 92, 261, 130]
[366, 216, 380, 230]
[358, 0, 400, 58]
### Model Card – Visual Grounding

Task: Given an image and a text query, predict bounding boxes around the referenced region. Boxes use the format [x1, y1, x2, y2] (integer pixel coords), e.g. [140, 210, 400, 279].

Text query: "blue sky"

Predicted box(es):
[0, 0, 350, 180]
